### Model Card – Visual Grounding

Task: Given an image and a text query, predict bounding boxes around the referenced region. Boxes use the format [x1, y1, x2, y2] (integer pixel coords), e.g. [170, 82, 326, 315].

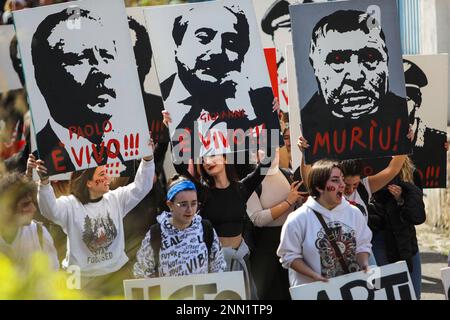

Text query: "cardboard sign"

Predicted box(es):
[403, 54, 448, 188]
[144, 0, 280, 162]
[126, 7, 169, 145]
[124, 271, 246, 300]
[360, 54, 448, 188]
[252, 0, 296, 112]
[264, 47, 279, 101]
[441, 267, 450, 300]
[13, 0, 152, 175]
[290, 261, 416, 300]
[290, 0, 411, 164]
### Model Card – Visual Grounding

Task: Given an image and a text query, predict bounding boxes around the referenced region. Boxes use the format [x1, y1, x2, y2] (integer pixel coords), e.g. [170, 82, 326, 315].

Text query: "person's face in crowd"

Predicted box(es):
[202, 154, 226, 177]
[343, 175, 361, 196]
[175, 7, 245, 92]
[14, 195, 36, 226]
[310, 28, 388, 120]
[86, 166, 111, 197]
[48, 17, 119, 120]
[318, 167, 345, 209]
[283, 129, 291, 153]
[168, 190, 198, 230]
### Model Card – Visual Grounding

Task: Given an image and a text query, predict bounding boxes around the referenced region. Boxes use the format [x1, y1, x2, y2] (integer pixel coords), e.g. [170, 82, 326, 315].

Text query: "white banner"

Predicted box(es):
[144, 0, 280, 161]
[290, 261, 416, 300]
[441, 267, 450, 300]
[124, 271, 246, 300]
[13, 0, 152, 175]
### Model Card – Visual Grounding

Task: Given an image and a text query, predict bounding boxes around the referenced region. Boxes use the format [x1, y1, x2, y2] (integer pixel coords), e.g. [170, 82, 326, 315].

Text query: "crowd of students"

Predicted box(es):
[1, 89, 448, 300]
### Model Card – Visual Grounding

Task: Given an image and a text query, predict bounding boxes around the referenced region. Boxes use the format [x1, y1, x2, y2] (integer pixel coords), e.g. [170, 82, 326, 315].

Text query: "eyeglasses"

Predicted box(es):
[174, 201, 201, 211]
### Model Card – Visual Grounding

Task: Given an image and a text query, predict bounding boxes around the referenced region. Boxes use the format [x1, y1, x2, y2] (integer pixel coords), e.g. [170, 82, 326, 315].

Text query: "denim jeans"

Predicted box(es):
[372, 231, 421, 299]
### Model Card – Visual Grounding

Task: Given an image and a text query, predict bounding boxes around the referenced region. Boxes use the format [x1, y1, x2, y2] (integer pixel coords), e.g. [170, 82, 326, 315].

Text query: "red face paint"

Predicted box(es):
[94, 178, 107, 186]
[326, 186, 336, 192]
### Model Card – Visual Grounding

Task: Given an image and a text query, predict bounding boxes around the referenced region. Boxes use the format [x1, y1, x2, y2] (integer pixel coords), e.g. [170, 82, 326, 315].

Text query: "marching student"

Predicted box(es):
[369, 157, 426, 299]
[277, 160, 372, 287]
[162, 110, 274, 300]
[133, 175, 226, 278]
[35, 146, 155, 296]
[246, 148, 304, 299]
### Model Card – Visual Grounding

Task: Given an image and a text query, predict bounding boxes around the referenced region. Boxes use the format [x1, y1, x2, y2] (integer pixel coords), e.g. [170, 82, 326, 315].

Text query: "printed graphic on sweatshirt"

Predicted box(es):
[82, 213, 118, 264]
[159, 218, 210, 277]
[315, 221, 360, 278]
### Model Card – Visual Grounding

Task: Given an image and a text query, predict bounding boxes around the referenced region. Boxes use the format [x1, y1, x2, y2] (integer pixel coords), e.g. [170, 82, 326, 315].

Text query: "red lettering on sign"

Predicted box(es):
[350, 127, 366, 150]
[313, 132, 330, 156]
[52, 149, 66, 172]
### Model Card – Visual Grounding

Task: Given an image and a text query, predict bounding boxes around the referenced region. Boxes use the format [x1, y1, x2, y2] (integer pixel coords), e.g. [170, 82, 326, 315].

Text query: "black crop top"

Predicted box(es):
[174, 161, 271, 237]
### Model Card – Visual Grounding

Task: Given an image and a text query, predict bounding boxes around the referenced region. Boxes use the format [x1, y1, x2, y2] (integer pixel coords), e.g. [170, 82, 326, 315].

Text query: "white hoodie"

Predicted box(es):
[133, 211, 226, 278]
[277, 196, 372, 287]
[37, 159, 154, 277]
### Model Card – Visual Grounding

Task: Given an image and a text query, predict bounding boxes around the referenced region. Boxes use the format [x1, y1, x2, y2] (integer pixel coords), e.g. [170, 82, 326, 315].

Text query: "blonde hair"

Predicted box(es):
[399, 156, 415, 183]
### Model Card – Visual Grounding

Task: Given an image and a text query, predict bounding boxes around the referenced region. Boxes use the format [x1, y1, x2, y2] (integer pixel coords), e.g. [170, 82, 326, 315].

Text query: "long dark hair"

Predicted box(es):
[198, 156, 238, 188]
[69, 167, 97, 204]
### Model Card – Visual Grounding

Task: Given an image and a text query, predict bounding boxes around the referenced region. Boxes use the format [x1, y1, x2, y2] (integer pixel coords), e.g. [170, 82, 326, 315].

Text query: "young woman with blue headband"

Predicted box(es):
[133, 175, 226, 278]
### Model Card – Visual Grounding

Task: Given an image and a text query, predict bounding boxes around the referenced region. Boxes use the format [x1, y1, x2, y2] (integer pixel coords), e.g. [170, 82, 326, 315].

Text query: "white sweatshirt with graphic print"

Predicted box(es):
[277, 196, 372, 287]
[37, 159, 154, 277]
[133, 211, 226, 278]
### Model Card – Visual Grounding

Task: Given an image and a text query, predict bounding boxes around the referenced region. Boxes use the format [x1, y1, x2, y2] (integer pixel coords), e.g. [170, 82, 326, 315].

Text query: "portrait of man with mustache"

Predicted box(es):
[31, 8, 121, 174]
[299, 9, 410, 163]
[160, 3, 279, 160]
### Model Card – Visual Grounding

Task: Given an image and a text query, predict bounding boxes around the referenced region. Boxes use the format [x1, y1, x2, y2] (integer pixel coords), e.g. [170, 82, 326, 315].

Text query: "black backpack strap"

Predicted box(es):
[201, 219, 214, 256]
[311, 209, 350, 274]
[34, 220, 44, 250]
[255, 184, 262, 198]
[149, 223, 162, 274]
[357, 181, 369, 206]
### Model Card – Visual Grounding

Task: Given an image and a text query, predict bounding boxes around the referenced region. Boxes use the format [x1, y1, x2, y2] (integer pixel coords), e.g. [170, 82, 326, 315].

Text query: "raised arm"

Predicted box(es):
[297, 136, 312, 188]
[110, 157, 155, 217]
[247, 181, 302, 227]
[240, 155, 272, 201]
[367, 155, 407, 193]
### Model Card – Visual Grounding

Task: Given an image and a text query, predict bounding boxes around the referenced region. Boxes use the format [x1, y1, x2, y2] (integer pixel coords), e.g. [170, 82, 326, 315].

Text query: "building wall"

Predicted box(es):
[420, 0, 450, 125]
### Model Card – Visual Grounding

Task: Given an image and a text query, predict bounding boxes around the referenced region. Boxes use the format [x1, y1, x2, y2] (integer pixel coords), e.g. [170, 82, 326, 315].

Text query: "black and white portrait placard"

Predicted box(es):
[0, 25, 23, 93]
[403, 54, 448, 188]
[290, 0, 411, 164]
[13, 0, 152, 175]
[252, 0, 328, 113]
[144, 0, 281, 163]
[126, 7, 169, 145]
